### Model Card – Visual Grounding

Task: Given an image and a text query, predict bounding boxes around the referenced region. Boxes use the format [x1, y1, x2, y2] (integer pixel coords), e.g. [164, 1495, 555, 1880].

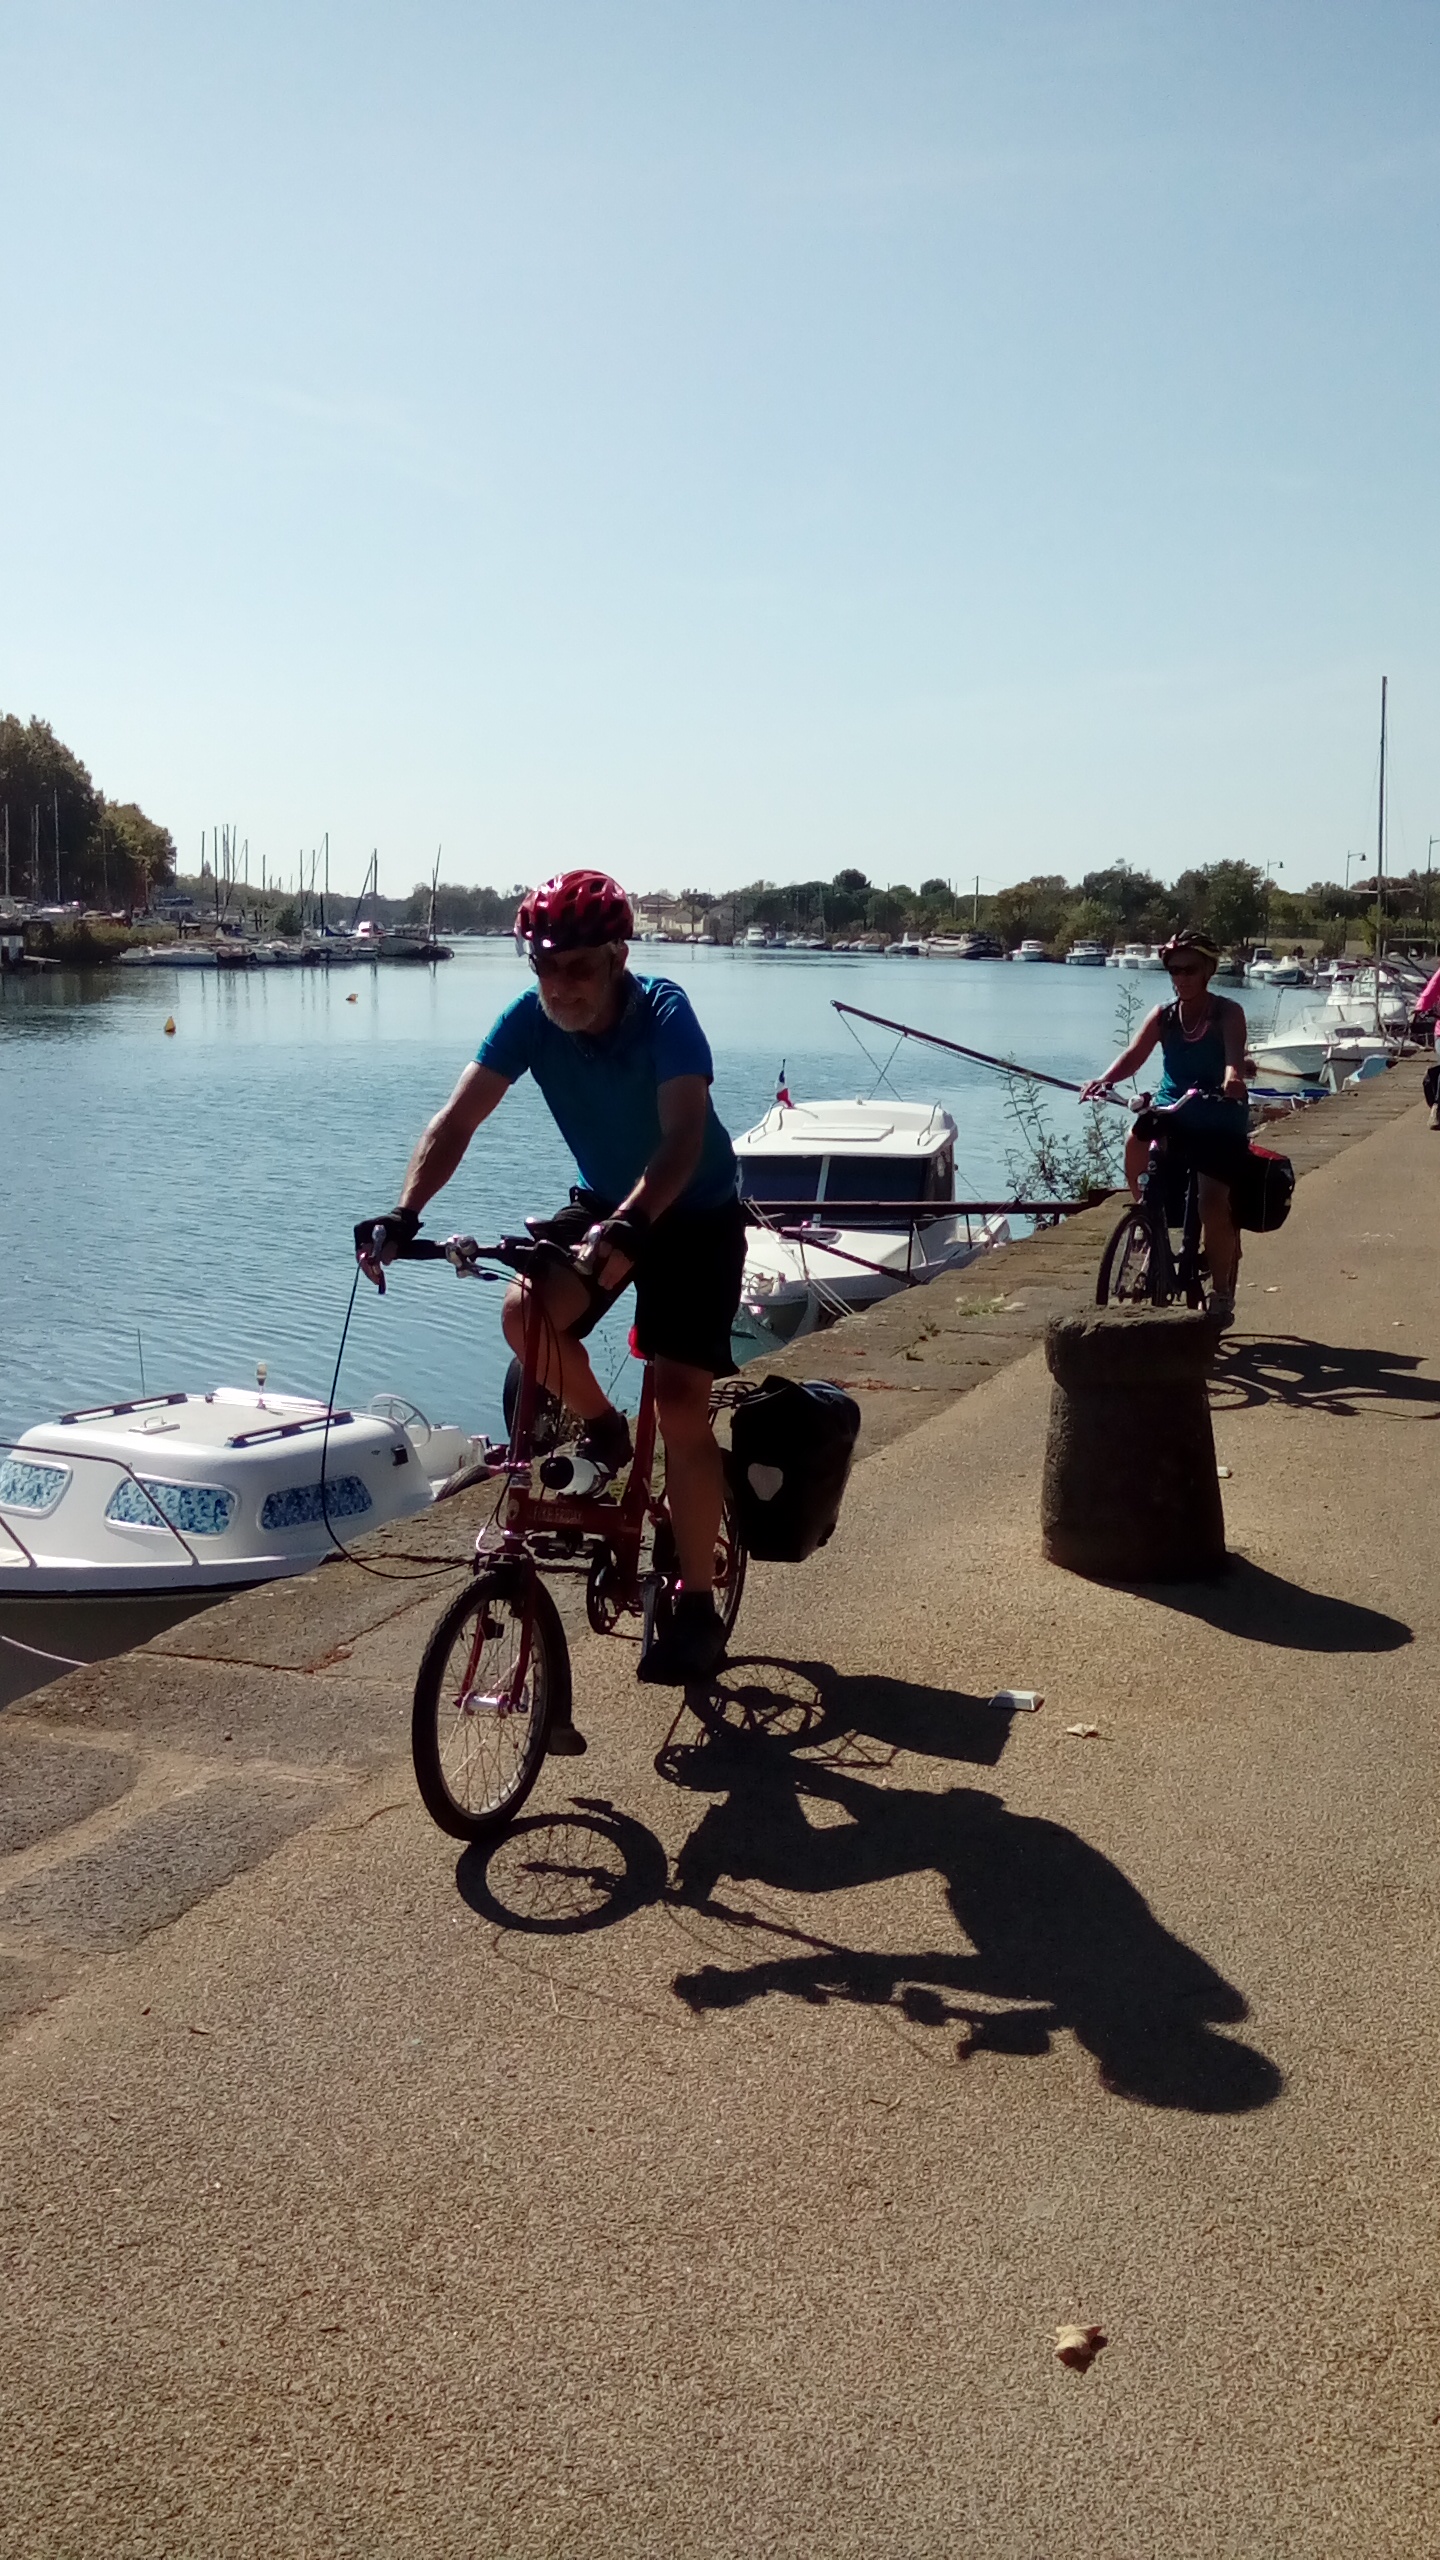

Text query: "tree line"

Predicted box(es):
[0, 715, 177, 909]
[403, 858, 1435, 952]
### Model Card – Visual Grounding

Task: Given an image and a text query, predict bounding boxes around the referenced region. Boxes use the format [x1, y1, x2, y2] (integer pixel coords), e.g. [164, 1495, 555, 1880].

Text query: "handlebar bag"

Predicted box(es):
[726, 1376, 862, 1563]
[1231, 1145, 1295, 1233]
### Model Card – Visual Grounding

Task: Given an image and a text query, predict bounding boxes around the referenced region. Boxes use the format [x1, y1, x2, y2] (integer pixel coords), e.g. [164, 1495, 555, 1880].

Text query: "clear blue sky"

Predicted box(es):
[3, 1, 1438, 900]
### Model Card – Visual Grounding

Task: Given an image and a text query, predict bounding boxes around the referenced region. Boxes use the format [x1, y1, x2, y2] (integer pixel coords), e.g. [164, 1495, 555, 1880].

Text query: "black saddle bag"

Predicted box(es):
[726, 1377, 862, 1563]
[1230, 1145, 1295, 1233]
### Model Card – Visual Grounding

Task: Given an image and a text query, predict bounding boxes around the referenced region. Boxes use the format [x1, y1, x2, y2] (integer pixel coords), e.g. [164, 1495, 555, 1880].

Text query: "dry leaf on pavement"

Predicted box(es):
[1055, 2323, 1107, 2372]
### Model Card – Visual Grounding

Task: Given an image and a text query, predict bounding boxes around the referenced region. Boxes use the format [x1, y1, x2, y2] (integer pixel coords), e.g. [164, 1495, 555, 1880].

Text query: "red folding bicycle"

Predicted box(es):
[390, 1228, 748, 1843]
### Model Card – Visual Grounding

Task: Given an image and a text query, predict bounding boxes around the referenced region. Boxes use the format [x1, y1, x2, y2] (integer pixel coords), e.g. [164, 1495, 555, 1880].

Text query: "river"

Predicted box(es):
[2, 944, 1293, 1448]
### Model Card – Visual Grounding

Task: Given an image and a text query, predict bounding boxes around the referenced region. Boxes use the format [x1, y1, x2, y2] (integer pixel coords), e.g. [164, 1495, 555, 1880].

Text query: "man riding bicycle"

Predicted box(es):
[1081, 929, 1250, 1328]
[357, 868, 746, 1684]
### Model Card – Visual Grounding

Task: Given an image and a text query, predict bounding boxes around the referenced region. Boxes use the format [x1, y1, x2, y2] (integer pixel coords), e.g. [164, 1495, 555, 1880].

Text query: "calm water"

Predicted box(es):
[2, 947, 1283, 1444]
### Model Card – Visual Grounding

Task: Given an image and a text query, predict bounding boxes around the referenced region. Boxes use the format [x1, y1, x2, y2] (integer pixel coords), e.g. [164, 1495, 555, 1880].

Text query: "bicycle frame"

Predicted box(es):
[1133, 1116, 1206, 1304]
[496, 1271, 661, 1607]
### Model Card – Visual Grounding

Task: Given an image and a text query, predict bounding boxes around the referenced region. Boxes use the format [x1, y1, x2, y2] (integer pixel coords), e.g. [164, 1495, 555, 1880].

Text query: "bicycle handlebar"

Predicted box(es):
[380, 1229, 591, 1281]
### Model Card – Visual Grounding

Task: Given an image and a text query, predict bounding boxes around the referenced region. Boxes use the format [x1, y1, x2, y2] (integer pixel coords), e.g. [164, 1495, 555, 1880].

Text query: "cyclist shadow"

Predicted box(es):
[1210, 1333, 1440, 1420]
[662, 1658, 1281, 2115]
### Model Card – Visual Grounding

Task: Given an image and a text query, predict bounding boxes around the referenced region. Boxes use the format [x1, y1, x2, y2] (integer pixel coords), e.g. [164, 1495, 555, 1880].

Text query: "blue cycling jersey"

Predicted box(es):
[477, 975, 739, 1212]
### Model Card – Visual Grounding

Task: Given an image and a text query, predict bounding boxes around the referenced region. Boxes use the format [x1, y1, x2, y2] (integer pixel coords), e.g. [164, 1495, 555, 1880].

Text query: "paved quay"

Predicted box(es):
[3, 1060, 1438, 2556]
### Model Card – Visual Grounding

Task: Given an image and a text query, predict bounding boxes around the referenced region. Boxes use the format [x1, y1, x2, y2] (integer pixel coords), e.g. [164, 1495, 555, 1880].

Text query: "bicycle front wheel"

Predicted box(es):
[1096, 1205, 1167, 1306]
[411, 1568, 570, 1842]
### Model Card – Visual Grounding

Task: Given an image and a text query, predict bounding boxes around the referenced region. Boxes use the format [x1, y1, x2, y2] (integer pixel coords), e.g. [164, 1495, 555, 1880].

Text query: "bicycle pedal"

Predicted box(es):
[546, 1722, 588, 1757]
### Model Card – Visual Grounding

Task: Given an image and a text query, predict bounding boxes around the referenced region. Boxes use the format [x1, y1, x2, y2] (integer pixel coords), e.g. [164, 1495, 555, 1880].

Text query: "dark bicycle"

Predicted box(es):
[1094, 1087, 1232, 1311]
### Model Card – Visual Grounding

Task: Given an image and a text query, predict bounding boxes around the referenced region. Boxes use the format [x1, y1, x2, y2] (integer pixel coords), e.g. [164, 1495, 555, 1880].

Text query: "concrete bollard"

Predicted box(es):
[1042, 1308, 1225, 1581]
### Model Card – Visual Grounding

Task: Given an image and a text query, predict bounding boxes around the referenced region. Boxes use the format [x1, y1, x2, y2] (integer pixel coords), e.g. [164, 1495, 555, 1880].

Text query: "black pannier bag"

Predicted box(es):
[1231, 1144, 1295, 1233]
[726, 1377, 862, 1563]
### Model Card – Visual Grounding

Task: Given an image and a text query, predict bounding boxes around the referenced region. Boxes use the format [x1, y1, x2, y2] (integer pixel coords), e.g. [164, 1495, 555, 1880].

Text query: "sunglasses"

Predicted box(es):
[1166, 960, 1207, 977]
[528, 945, 615, 985]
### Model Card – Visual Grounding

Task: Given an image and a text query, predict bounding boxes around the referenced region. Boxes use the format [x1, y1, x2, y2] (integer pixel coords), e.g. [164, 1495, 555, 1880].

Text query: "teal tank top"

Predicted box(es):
[1154, 1001, 1246, 1131]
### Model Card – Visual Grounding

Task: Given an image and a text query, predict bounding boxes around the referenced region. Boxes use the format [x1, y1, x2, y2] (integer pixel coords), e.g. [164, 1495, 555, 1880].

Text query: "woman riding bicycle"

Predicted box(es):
[1080, 929, 1250, 1328]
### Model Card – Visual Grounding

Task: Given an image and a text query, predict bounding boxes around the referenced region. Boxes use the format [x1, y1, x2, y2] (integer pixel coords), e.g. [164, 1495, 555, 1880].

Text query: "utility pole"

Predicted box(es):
[53, 787, 60, 904]
[973, 874, 979, 926]
[1426, 836, 1437, 942]
[3, 805, 8, 902]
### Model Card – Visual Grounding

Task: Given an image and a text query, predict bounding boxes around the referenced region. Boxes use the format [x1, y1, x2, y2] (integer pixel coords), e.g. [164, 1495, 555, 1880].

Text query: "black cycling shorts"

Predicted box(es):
[538, 1190, 748, 1378]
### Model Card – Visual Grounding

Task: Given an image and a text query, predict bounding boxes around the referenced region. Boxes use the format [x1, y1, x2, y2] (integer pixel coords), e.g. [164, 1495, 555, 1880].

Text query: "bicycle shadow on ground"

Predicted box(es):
[661, 1658, 1281, 2115]
[1211, 1332, 1440, 1420]
[456, 1796, 669, 1936]
[656, 1655, 1020, 1774]
[1126, 1556, 1411, 1653]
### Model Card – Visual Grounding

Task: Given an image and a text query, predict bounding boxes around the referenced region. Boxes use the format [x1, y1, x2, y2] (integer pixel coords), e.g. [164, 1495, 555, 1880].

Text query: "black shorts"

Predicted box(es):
[538, 1190, 748, 1377]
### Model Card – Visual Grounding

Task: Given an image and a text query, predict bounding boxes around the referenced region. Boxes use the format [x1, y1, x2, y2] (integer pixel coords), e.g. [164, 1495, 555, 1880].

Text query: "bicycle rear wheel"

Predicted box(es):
[411, 1567, 570, 1842]
[1096, 1205, 1164, 1306]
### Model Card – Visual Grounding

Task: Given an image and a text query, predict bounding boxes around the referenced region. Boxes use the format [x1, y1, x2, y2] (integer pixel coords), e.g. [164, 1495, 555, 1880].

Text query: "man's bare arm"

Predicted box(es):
[398, 1063, 511, 1215]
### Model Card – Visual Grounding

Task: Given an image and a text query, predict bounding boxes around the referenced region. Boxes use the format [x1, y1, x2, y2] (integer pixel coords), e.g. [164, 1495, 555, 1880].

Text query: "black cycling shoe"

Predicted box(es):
[575, 1409, 633, 1479]
[546, 1721, 588, 1757]
[637, 1592, 728, 1688]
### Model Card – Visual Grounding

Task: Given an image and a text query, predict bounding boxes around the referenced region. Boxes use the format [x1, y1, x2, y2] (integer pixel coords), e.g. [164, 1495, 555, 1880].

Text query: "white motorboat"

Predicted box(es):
[1248, 1030, 1330, 1082]
[0, 1388, 486, 1597]
[1116, 943, 1150, 970]
[1011, 939, 1047, 962]
[743, 926, 771, 949]
[1065, 940, 1108, 966]
[116, 942, 216, 969]
[732, 1097, 1010, 1353]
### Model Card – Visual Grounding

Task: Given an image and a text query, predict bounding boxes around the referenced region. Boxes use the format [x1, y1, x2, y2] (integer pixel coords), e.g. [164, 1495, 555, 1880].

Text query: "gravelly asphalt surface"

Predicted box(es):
[2, 1066, 1437, 2557]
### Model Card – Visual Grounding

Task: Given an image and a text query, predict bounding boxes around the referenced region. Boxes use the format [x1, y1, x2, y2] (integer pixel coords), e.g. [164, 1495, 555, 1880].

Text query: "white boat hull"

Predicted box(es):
[734, 1216, 1010, 1351]
[0, 1390, 482, 1599]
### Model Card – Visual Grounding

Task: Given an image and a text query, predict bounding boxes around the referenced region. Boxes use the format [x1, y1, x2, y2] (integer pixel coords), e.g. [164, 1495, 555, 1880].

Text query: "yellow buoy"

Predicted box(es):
[163, 1015, 177, 1035]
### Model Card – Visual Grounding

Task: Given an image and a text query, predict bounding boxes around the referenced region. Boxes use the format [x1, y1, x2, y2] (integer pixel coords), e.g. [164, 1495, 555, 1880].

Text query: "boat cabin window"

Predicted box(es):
[823, 1156, 931, 1205]
[106, 1477, 237, 1536]
[261, 1476, 374, 1531]
[739, 1156, 823, 1204]
[0, 1458, 71, 1515]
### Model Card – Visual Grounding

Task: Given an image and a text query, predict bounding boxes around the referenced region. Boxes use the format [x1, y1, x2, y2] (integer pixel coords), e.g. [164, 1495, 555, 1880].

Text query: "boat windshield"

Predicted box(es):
[824, 1157, 931, 1204]
[739, 1156, 822, 1203]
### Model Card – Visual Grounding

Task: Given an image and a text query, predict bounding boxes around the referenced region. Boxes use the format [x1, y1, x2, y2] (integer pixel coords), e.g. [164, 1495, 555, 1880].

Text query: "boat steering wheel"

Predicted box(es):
[367, 1393, 432, 1436]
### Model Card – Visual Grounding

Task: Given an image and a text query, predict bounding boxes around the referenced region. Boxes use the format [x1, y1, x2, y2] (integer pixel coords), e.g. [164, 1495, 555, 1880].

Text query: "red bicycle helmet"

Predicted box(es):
[515, 870, 634, 952]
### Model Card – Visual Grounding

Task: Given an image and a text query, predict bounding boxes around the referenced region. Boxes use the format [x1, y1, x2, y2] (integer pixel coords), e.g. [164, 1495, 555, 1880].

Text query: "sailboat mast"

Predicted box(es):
[429, 846, 440, 942]
[1375, 674, 1387, 1035]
